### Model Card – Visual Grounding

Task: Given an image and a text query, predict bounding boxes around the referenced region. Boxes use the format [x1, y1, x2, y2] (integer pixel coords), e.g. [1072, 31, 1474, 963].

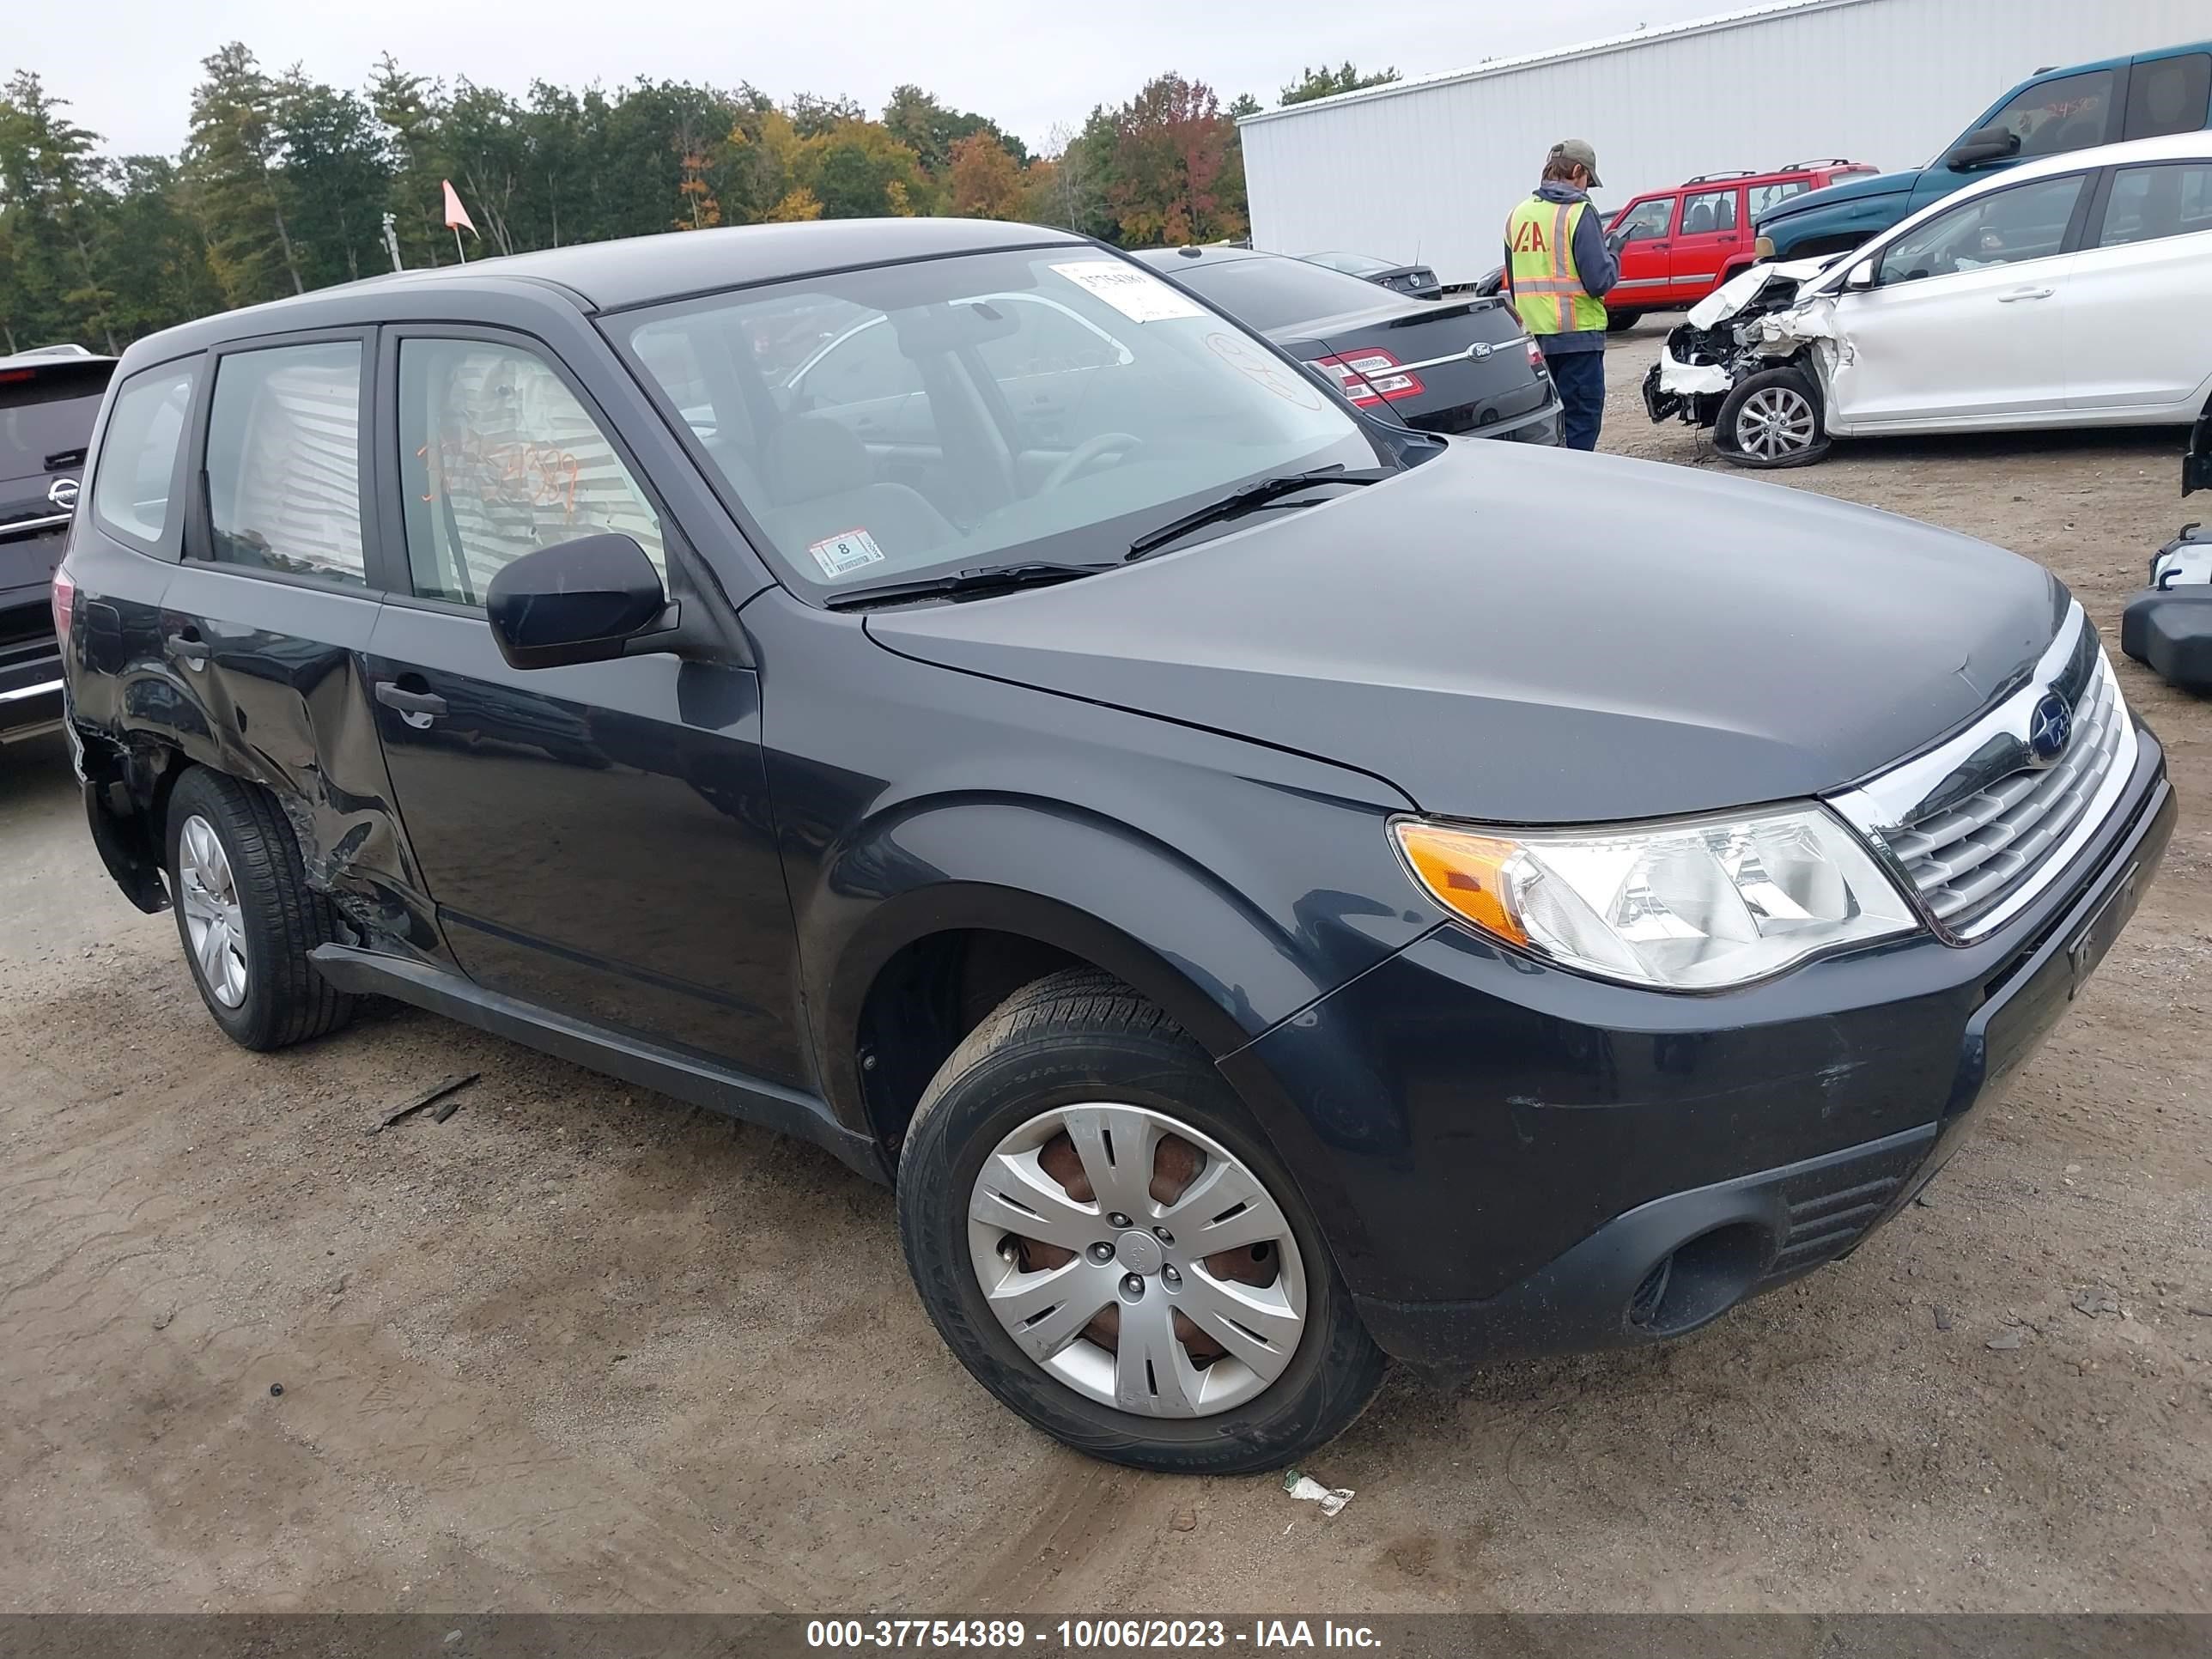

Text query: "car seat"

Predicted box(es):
[757, 416, 954, 572]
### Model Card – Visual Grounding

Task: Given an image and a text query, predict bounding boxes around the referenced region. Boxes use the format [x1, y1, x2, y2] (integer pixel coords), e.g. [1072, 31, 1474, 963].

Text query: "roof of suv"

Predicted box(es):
[121, 217, 1093, 365]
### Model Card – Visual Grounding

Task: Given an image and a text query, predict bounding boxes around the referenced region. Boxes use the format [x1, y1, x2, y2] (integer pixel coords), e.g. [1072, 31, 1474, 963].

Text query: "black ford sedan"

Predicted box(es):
[1137, 244, 1558, 442]
[59, 216, 2171, 1473]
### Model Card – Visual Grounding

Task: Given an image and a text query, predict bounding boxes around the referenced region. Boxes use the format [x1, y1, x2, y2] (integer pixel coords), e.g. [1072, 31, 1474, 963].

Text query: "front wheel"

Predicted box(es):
[896, 969, 1386, 1474]
[1604, 308, 1642, 333]
[1714, 367, 1831, 468]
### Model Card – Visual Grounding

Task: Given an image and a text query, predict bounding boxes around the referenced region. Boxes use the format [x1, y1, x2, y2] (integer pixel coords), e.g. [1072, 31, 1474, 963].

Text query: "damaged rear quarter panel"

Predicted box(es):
[150, 563, 446, 959]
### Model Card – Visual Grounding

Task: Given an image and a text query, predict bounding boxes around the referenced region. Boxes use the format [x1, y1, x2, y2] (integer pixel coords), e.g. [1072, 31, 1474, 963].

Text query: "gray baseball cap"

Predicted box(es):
[1550, 139, 1602, 187]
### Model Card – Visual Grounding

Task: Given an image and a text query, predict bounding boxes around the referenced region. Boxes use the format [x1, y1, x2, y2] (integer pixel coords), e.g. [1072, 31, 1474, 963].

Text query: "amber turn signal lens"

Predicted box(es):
[1392, 823, 1529, 945]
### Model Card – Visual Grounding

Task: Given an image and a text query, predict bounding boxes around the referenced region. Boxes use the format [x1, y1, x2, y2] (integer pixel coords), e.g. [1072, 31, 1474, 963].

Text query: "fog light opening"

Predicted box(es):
[1626, 1223, 1768, 1338]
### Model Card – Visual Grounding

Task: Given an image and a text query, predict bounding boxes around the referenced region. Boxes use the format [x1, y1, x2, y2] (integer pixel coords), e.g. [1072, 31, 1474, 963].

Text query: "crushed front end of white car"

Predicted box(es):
[1642, 258, 1841, 429]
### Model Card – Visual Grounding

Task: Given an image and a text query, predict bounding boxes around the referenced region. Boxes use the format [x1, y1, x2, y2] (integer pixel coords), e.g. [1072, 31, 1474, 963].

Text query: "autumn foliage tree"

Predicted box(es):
[1107, 75, 1245, 246]
[947, 132, 1023, 220]
[3, 52, 1263, 349]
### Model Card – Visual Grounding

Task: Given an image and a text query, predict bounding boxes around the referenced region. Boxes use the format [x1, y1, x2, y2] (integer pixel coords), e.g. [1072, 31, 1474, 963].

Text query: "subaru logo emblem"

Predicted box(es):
[2027, 693, 2072, 765]
[47, 476, 79, 511]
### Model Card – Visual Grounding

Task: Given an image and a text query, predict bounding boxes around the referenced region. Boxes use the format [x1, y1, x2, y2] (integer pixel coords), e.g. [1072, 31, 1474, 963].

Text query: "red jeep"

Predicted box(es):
[1600, 160, 1876, 327]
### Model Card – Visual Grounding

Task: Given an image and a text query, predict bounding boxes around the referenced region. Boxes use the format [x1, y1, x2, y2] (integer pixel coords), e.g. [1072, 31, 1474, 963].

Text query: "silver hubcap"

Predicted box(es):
[178, 814, 248, 1008]
[967, 1103, 1307, 1418]
[1735, 385, 1817, 459]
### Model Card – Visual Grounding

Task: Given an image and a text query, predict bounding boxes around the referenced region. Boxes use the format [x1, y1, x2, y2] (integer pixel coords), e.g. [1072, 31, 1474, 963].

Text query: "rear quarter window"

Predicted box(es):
[90, 361, 198, 547]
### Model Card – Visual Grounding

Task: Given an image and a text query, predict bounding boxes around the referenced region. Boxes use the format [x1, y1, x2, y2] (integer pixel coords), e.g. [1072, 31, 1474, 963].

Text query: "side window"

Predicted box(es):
[1877, 174, 2087, 285]
[1749, 179, 1809, 219]
[1613, 198, 1674, 241]
[1984, 69, 2116, 158]
[973, 298, 1128, 380]
[203, 342, 366, 586]
[795, 319, 921, 408]
[1680, 188, 1738, 234]
[2096, 161, 2212, 247]
[2121, 53, 2211, 142]
[398, 337, 665, 606]
[90, 361, 197, 545]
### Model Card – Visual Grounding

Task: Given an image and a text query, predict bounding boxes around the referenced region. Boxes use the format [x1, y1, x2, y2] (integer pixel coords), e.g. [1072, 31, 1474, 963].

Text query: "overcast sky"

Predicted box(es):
[14, 0, 1730, 159]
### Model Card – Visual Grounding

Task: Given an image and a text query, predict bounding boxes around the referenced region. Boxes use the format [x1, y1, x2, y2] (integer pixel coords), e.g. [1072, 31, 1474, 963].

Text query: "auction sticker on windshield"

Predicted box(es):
[808, 528, 887, 579]
[1050, 260, 1206, 324]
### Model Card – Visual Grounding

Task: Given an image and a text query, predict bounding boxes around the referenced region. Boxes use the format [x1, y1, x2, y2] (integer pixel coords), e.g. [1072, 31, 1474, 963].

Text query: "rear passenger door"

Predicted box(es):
[2064, 159, 2212, 412]
[158, 331, 431, 947]
[361, 327, 807, 1083]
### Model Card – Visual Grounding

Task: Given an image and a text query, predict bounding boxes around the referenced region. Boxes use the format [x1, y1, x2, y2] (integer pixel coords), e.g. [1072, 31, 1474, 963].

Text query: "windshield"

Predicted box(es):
[1, 362, 112, 484]
[618, 246, 1378, 596]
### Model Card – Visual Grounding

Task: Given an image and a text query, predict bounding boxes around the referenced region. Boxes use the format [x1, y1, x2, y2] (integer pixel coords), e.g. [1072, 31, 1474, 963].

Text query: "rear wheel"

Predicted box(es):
[165, 768, 354, 1051]
[896, 969, 1386, 1474]
[1715, 367, 1831, 468]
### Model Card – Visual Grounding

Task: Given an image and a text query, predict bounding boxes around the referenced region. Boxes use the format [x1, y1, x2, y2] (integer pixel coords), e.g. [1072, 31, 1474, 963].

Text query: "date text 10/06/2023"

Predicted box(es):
[805, 1620, 1384, 1650]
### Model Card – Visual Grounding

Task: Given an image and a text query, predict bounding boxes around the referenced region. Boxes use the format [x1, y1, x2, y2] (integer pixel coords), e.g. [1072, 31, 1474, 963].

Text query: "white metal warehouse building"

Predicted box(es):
[1237, 0, 2212, 285]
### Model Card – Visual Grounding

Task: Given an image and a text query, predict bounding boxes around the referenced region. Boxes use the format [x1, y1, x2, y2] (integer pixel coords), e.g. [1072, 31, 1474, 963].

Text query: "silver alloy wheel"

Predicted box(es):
[967, 1103, 1308, 1418]
[178, 814, 248, 1008]
[1734, 383, 1818, 460]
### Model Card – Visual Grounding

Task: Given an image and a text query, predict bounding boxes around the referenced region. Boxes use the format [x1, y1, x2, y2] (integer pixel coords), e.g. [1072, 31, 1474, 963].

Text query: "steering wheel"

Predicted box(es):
[1040, 432, 1142, 493]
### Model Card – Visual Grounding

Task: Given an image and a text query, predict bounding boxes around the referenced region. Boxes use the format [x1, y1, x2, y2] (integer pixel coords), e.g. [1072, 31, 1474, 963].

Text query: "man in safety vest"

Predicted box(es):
[1504, 140, 1620, 452]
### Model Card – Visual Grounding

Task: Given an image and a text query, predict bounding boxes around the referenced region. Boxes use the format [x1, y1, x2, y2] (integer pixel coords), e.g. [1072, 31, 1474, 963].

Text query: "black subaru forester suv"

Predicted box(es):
[58, 218, 2172, 1473]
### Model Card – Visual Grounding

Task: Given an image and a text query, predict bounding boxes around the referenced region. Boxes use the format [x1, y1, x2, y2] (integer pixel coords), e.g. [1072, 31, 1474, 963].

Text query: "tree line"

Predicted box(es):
[0, 50, 1401, 355]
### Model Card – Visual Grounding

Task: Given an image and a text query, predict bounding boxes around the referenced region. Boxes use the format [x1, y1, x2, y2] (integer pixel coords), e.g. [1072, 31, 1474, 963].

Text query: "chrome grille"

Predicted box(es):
[1888, 648, 2124, 927]
[1829, 604, 2139, 941]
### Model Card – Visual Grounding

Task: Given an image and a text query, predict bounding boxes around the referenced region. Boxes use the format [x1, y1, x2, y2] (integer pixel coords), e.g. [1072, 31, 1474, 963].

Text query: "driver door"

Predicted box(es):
[1826, 173, 2089, 428]
[1603, 196, 1678, 311]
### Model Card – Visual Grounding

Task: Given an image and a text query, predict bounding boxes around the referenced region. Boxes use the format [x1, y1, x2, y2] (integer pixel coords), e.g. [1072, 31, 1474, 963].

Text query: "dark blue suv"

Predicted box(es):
[1759, 40, 2212, 259]
[56, 218, 2173, 1473]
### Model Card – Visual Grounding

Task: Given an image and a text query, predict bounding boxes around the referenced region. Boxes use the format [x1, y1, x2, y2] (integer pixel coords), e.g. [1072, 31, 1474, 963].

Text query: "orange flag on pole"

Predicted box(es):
[441, 179, 476, 234]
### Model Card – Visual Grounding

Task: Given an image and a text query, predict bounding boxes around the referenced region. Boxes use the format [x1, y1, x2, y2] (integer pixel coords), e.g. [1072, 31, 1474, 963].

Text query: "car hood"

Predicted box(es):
[865, 443, 2064, 823]
[1760, 167, 1917, 223]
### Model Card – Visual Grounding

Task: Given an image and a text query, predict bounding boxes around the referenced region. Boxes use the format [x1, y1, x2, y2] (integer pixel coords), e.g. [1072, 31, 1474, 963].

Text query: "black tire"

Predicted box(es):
[164, 767, 355, 1051]
[896, 968, 1386, 1474]
[1714, 366, 1832, 469]
[1604, 308, 1642, 333]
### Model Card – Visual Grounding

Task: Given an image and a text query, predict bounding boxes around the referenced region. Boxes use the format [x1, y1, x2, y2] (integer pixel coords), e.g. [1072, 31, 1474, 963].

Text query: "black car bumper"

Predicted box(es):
[1220, 732, 2174, 1369]
[0, 603, 64, 741]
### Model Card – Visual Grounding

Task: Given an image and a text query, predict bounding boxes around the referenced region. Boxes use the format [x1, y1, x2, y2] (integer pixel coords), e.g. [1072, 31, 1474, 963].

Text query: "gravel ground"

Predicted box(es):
[3, 324, 2208, 1613]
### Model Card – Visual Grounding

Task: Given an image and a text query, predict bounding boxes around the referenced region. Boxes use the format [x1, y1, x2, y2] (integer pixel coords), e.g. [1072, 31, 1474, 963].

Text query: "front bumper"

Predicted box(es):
[1219, 728, 2174, 1368]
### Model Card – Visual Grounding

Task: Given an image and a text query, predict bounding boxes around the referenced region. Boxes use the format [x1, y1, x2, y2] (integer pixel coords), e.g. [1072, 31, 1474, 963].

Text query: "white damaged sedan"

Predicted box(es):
[1644, 131, 2212, 468]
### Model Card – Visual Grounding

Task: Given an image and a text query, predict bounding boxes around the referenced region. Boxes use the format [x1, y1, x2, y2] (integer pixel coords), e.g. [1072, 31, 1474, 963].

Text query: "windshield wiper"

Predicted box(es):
[1124, 466, 1395, 562]
[822, 560, 1115, 611]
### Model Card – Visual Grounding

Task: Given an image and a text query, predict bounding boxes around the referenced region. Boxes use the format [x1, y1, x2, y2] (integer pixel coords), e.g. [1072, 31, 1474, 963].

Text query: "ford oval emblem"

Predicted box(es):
[2027, 692, 2072, 765]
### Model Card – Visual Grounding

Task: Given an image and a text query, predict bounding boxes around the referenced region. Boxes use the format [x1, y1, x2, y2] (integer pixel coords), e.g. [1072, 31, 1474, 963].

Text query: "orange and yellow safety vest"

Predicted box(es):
[1505, 195, 1608, 337]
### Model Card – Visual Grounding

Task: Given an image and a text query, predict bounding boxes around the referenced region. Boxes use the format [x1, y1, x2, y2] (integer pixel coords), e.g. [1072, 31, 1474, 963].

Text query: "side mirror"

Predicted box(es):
[486, 533, 672, 671]
[1946, 126, 2020, 170]
[1845, 258, 1877, 291]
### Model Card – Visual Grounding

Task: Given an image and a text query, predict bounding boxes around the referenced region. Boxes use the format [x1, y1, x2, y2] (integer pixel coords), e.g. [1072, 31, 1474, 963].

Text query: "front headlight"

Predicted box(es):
[1394, 804, 1920, 991]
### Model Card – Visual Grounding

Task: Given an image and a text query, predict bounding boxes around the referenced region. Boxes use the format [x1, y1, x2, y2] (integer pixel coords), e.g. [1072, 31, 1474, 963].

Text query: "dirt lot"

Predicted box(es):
[4, 325, 2209, 1614]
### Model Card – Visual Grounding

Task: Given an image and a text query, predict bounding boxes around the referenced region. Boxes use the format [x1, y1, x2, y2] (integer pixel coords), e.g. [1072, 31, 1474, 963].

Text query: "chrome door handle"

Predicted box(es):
[1996, 286, 2054, 302]
[167, 631, 209, 667]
